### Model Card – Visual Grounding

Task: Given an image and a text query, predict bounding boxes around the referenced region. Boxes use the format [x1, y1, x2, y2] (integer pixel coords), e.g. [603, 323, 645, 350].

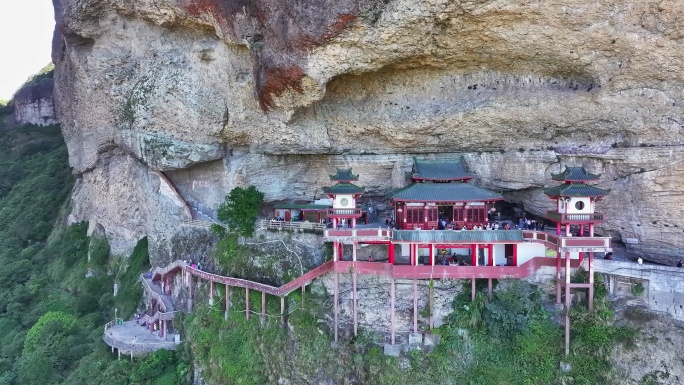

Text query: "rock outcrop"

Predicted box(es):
[11, 76, 58, 126]
[52, 0, 684, 264]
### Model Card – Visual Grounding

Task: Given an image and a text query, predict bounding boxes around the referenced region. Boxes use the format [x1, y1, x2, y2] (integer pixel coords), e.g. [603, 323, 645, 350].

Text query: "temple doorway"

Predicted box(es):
[438, 205, 453, 222]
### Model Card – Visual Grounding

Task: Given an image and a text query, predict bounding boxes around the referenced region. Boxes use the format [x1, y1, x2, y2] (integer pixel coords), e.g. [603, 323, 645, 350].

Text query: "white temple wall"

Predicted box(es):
[516, 243, 545, 265]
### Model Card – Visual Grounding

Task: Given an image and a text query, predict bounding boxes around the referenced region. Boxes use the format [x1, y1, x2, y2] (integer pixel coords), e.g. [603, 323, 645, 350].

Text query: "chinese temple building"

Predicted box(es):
[389, 158, 503, 230]
[273, 203, 330, 222]
[543, 166, 609, 237]
[323, 161, 612, 353]
[323, 168, 365, 228]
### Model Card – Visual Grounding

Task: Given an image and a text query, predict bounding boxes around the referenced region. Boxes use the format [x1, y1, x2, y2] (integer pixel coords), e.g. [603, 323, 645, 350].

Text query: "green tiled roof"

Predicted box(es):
[273, 203, 330, 210]
[330, 168, 359, 181]
[551, 166, 600, 181]
[543, 183, 609, 197]
[389, 182, 503, 202]
[412, 158, 473, 180]
[323, 182, 365, 195]
[393, 229, 524, 243]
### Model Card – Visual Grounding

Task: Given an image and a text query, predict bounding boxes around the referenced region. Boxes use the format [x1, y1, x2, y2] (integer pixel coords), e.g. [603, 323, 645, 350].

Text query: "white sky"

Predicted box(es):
[0, 1, 55, 100]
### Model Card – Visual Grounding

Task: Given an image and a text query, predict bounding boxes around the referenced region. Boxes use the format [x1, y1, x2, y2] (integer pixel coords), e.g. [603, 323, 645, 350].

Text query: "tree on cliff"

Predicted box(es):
[18, 311, 86, 385]
[216, 186, 264, 237]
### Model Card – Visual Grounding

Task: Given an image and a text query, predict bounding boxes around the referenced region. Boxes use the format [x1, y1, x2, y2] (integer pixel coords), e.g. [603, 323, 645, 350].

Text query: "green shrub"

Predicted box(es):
[217, 186, 264, 237]
[631, 281, 645, 297]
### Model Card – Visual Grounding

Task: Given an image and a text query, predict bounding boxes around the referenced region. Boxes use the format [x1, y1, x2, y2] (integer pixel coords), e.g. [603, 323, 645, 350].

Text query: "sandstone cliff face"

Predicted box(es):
[53, 0, 684, 263]
[12, 77, 58, 126]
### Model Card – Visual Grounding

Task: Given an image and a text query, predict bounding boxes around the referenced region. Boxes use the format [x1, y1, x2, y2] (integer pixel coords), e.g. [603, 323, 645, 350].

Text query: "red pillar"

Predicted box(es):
[471, 278, 476, 301]
[429, 245, 434, 265]
[512, 244, 518, 266]
[471, 244, 476, 266]
[261, 291, 266, 320]
[580, 225, 584, 237]
[556, 222, 561, 236]
[333, 273, 338, 342]
[556, 251, 561, 304]
[489, 245, 494, 266]
[245, 288, 250, 320]
[413, 279, 418, 333]
[588, 252, 595, 312]
[388, 242, 395, 264]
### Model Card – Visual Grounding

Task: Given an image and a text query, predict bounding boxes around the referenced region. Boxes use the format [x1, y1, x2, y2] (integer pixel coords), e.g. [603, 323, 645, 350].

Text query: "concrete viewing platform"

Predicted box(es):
[104, 320, 179, 357]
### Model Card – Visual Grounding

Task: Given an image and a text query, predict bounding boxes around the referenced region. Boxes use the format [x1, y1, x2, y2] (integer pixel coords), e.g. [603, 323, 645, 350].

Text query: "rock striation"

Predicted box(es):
[52, 0, 684, 264]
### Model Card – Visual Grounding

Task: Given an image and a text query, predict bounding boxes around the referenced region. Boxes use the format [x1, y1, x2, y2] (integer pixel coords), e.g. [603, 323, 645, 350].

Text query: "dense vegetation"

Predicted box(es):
[0, 106, 188, 384]
[184, 273, 635, 385]
[19, 63, 54, 89]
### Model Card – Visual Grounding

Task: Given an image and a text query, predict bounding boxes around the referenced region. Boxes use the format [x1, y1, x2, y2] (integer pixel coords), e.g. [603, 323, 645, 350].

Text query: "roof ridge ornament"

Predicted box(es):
[329, 168, 359, 182]
[551, 166, 601, 182]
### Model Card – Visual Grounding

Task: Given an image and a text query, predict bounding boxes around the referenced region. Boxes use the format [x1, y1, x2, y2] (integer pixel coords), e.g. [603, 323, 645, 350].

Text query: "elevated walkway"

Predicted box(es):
[103, 275, 180, 356]
[104, 228, 611, 356]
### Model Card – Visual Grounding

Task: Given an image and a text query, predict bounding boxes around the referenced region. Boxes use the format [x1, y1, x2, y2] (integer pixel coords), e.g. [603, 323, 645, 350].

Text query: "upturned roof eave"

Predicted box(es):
[411, 176, 475, 182]
[391, 196, 504, 203]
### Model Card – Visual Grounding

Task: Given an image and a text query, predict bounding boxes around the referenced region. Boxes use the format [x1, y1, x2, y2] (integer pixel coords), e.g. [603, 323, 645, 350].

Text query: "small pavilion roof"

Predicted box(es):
[551, 166, 600, 182]
[329, 168, 359, 182]
[412, 158, 473, 181]
[543, 183, 609, 197]
[389, 182, 502, 202]
[323, 182, 365, 195]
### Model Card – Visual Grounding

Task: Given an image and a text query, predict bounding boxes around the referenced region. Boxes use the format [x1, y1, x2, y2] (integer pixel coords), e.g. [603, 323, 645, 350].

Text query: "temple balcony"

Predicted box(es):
[327, 208, 363, 217]
[546, 211, 605, 223]
[323, 228, 391, 243]
[324, 229, 611, 252]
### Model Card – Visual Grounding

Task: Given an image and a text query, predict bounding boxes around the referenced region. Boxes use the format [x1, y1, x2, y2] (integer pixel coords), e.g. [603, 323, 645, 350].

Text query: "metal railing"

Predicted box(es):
[103, 329, 178, 353]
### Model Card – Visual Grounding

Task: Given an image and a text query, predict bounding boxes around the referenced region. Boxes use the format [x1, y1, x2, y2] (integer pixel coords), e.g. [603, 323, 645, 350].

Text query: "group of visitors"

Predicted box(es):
[518, 217, 541, 230]
[385, 217, 396, 228]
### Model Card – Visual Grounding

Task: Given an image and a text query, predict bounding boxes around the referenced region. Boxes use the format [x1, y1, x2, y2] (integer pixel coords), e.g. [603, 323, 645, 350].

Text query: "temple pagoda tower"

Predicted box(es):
[323, 168, 365, 229]
[543, 166, 609, 237]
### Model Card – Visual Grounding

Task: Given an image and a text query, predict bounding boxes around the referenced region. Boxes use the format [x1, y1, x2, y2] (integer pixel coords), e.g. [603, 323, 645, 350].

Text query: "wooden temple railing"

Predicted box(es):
[334, 256, 582, 281]
[546, 211, 605, 222]
[142, 275, 171, 311]
[186, 260, 335, 296]
[558, 236, 611, 252]
[258, 219, 326, 232]
[327, 208, 362, 216]
[324, 229, 610, 252]
[323, 228, 392, 240]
